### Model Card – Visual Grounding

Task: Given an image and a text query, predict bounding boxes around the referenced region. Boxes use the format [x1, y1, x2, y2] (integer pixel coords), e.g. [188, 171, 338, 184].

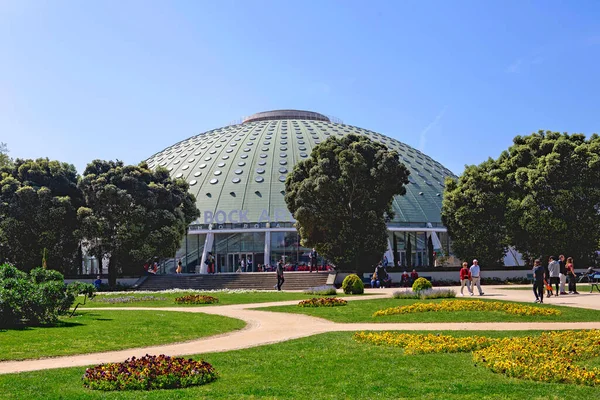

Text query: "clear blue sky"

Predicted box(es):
[2, 0, 600, 175]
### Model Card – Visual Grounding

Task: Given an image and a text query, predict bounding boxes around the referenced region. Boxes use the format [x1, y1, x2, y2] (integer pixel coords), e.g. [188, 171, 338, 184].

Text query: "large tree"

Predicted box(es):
[443, 131, 600, 267]
[284, 134, 410, 273]
[441, 160, 510, 268]
[78, 160, 199, 285]
[0, 159, 83, 273]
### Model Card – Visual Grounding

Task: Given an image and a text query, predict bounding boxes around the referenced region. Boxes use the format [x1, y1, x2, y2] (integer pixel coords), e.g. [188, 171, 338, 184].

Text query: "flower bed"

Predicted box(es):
[174, 295, 219, 304]
[373, 299, 561, 317]
[354, 330, 600, 386]
[474, 330, 600, 386]
[92, 296, 167, 304]
[298, 297, 348, 307]
[392, 288, 456, 300]
[354, 332, 497, 355]
[82, 354, 217, 391]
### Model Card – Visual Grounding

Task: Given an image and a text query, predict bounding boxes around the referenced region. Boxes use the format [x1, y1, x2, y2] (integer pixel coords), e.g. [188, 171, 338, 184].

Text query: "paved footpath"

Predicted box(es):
[2, 285, 600, 375]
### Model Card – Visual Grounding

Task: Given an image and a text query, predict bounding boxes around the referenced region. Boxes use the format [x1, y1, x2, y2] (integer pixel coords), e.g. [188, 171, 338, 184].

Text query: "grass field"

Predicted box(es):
[74, 291, 349, 308]
[258, 297, 600, 323]
[0, 310, 245, 361]
[1, 331, 599, 399]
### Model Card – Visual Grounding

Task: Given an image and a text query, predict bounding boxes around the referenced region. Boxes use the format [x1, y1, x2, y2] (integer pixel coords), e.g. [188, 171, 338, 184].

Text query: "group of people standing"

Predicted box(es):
[532, 255, 578, 303]
[459, 259, 485, 296]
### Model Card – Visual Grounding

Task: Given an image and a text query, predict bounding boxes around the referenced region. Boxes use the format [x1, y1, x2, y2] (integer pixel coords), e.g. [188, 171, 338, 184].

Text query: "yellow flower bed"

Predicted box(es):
[353, 330, 600, 386]
[373, 300, 561, 317]
[353, 332, 497, 355]
[474, 330, 600, 386]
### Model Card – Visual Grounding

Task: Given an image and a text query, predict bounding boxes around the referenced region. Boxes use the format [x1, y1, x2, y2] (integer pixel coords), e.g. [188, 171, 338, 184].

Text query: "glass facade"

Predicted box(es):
[166, 229, 451, 273]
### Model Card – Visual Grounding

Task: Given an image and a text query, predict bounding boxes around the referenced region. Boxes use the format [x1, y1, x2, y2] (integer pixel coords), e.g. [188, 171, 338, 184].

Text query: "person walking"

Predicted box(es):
[566, 257, 579, 294]
[470, 259, 484, 296]
[459, 262, 472, 296]
[176, 259, 182, 274]
[532, 259, 545, 303]
[547, 256, 560, 296]
[309, 248, 318, 273]
[558, 254, 567, 295]
[276, 259, 285, 291]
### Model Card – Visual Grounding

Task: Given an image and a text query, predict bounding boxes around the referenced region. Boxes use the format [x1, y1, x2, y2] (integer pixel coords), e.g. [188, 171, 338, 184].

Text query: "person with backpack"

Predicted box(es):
[532, 259, 545, 303]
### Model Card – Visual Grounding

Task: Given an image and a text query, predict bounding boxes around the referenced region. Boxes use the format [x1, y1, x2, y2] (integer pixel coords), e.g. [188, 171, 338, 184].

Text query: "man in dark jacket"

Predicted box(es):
[276, 259, 285, 291]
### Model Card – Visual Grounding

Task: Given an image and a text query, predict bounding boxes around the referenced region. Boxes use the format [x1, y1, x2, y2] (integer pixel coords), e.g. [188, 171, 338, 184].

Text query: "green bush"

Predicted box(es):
[412, 277, 433, 292]
[0, 263, 96, 327]
[342, 274, 364, 294]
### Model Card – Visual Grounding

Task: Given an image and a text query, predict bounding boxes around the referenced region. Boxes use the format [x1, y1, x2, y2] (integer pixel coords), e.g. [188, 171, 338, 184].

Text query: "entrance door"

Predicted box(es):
[227, 253, 239, 273]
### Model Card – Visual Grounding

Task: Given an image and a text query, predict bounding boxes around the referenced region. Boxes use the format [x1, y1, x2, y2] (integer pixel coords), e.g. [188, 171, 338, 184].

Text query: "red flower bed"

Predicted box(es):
[298, 297, 348, 307]
[175, 295, 219, 304]
[82, 354, 217, 391]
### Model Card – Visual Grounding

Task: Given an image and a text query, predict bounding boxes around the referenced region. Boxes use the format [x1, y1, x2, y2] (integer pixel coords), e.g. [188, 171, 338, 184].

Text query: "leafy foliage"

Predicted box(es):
[341, 274, 364, 294]
[443, 131, 600, 266]
[0, 158, 83, 273]
[411, 277, 433, 292]
[0, 263, 96, 327]
[78, 160, 199, 285]
[285, 134, 409, 272]
[0, 142, 12, 169]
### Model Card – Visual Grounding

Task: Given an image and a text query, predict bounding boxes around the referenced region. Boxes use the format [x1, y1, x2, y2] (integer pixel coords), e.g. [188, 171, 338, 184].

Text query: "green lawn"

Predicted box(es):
[258, 297, 600, 323]
[0, 310, 244, 361]
[75, 291, 349, 308]
[1, 331, 599, 399]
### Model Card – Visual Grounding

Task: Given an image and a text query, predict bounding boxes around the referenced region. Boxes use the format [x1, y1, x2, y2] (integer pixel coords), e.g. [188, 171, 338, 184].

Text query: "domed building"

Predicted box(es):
[145, 110, 456, 273]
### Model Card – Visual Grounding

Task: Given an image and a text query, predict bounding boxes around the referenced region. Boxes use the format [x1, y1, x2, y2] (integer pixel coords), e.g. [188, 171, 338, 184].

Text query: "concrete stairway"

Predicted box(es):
[135, 272, 332, 291]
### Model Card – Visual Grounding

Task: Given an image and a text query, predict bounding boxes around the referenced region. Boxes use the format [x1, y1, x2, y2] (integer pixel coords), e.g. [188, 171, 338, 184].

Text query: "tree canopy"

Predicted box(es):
[78, 160, 199, 285]
[0, 158, 83, 273]
[442, 131, 600, 267]
[0, 143, 12, 169]
[284, 134, 410, 273]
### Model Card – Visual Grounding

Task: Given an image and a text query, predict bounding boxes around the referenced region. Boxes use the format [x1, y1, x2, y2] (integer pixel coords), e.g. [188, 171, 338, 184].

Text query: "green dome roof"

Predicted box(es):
[145, 111, 456, 227]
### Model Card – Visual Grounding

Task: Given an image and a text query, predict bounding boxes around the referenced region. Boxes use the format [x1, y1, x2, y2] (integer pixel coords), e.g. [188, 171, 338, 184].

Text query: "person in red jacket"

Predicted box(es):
[459, 262, 472, 296]
[410, 269, 419, 284]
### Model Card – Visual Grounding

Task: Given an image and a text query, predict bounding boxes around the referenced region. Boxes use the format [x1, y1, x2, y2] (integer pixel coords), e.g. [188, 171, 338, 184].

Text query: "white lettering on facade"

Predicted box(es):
[258, 209, 270, 222]
[228, 210, 239, 223]
[215, 210, 227, 224]
[204, 211, 214, 224]
[239, 209, 250, 223]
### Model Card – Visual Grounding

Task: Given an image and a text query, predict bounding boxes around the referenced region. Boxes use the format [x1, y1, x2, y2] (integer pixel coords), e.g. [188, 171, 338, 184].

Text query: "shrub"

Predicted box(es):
[392, 288, 456, 300]
[303, 285, 337, 296]
[391, 290, 420, 299]
[175, 295, 219, 304]
[341, 274, 364, 294]
[298, 297, 348, 307]
[0, 263, 95, 327]
[412, 277, 432, 292]
[82, 354, 217, 391]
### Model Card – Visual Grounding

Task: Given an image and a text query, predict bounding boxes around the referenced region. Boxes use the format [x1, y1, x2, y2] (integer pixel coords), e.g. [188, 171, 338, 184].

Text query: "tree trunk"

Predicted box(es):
[108, 254, 118, 287]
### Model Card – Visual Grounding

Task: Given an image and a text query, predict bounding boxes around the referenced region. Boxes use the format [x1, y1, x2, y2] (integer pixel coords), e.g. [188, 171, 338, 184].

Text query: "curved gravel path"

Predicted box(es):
[2, 285, 600, 375]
